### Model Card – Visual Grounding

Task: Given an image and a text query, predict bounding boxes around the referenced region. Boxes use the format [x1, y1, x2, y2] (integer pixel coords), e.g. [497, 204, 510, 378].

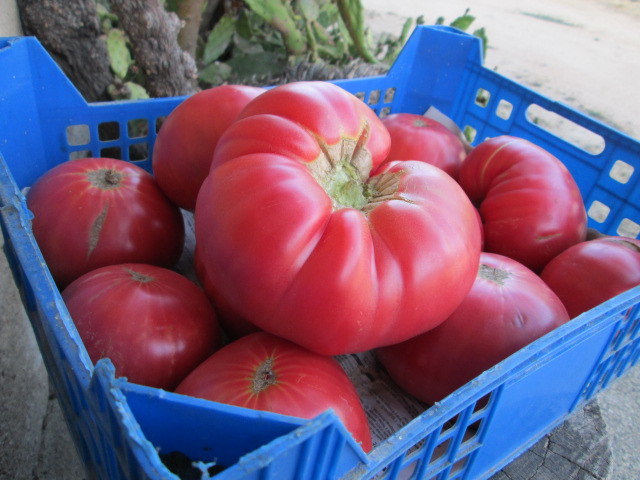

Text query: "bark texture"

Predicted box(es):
[17, 0, 113, 102]
[110, 0, 198, 97]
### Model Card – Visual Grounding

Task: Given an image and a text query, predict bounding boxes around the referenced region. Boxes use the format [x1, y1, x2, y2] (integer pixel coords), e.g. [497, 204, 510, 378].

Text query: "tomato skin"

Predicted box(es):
[194, 243, 262, 339]
[195, 82, 482, 356]
[540, 236, 640, 318]
[458, 136, 588, 272]
[62, 263, 221, 390]
[376, 252, 570, 404]
[27, 158, 185, 288]
[152, 85, 265, 210]
[175, 332, 372, 452]
[379, 113, 466, 179]
[230, 81, 391, 169]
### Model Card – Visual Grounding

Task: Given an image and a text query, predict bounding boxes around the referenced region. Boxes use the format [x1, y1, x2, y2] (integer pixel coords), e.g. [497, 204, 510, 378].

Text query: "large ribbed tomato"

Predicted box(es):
[540, 236, 640, 318]
[194, 81, 482, 355]
[376, 252, 570, 404]
[458, 136, 587, 272]
[27, 157, 185, 288]
[175, 332, 372, 452]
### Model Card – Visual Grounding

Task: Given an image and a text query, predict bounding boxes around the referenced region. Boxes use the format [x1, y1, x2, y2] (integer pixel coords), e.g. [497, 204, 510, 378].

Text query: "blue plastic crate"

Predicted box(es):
[1, 25, 639, 480]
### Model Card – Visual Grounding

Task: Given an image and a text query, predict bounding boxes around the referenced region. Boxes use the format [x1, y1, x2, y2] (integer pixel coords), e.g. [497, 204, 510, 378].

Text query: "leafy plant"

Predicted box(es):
[197, 0, 388, 85]
[97, 2, 150, 100]
[96, 1, 489, 96]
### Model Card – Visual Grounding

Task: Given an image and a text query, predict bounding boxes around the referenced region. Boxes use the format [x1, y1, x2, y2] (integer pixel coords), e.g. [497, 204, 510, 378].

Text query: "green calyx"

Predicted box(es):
[323, 159, 372, 210]
[308, 122, 378, 211]
[307, 122, 408, 213]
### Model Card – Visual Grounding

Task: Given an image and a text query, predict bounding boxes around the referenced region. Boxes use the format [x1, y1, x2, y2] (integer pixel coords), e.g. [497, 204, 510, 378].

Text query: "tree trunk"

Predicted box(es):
[110, 0, 198, 97]
[17, 0, 114, 102]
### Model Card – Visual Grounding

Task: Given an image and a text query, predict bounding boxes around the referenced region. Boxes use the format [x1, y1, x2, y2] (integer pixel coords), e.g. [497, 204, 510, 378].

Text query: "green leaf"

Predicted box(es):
[336, 0, 378, 63]
[473, 27, 489, 59]
[236, 10, 254, 39]
[227, 51, 285, 81]
[244, 0, 307, 55]
[124, 82, 149, 100]
[317, 43, 344, 62]
[199, 62, 232, 85]
[106, 29, 132, 79]
[233, 34, 265, 55]
[96, 3, 118, 26]
[338, 0, 366, 32]
[202, 14, 236, 65]
[297, 0, 319, 21]
[450, 9, 476, 31]
[337, 13, 352, 45]
[163, 0, 180, 13]
[398, 17, 413, 44]
[243, 0, 278, 21]
[317, 2, 340, 27]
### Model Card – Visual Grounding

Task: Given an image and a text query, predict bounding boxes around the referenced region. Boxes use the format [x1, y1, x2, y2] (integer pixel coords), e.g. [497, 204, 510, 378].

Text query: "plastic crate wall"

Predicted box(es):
[1, 25, 639, 480]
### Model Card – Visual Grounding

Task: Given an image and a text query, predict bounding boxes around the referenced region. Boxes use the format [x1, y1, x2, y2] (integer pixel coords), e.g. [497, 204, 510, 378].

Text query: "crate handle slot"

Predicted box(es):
[525, 103, 606, 155]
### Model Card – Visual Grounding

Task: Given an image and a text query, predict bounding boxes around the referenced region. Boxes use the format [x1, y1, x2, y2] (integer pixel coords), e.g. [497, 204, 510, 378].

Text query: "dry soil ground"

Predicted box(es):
[363, 0, 640, 141]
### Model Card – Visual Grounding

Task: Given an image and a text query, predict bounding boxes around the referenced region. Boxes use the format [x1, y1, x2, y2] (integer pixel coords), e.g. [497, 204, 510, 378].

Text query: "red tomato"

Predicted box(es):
[152, 85, 265, 210]
[26, 158, 185, 288]
[458, 136, 588, 272]
[379, 113, 466, 179]
[540, 236, 640, 318]
[195, 81, 482, 355]
[193, 244, 261, 339]
[376, 252, 570, 404]
[62, 263, 221, 390]
[175, 331, 372, 452]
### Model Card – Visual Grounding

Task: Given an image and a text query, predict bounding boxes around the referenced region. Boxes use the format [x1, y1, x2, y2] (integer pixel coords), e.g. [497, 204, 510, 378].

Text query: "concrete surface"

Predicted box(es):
[0, 238, 87, 479]
[0, 6, 83, 480]
[0, 0, 22, 38]
[1, 1, 640, 479]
